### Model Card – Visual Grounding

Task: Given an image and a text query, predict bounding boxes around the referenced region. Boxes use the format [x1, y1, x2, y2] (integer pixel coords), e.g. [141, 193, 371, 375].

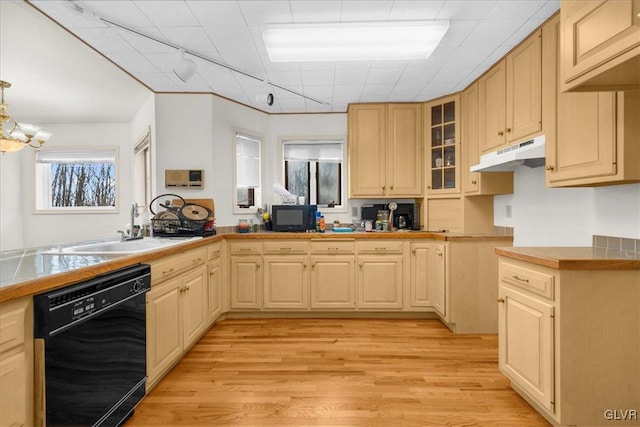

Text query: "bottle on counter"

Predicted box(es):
[319, 215, 325, 233]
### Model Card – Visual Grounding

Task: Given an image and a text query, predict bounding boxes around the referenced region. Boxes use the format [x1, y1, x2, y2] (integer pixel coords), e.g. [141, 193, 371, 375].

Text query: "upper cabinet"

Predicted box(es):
[545, 14, 640, 187]
[560, 0, 640, 92]
[425, 95, 460, 195]
[462, 81, 514, 196]
[348, 103, 423, 198]
[479, 29, 543, 153]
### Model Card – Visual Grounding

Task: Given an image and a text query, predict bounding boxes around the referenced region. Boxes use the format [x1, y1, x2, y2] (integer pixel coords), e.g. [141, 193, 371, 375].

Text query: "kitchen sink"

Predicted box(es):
[45, 236, 202, 256]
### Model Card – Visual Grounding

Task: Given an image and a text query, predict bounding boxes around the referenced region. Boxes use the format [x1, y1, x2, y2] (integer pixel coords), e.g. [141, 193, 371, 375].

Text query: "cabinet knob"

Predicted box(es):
[382, 186, 386, 190]
[545, 165, 555, 171]
[311, 263, 316, 268]
[256, 264, 261, 269]
[427, 185, 431, 189]
[506, 128, 511, 133]
[209, 271, 215, 276]
[303, 264, 307, 269]
[471, 180, 477, 184]
[411, 248, 416, 254]
[359, 263, 363, 268]
[390, 185, 394, 190]
[497, 297, 505, 303]
[498, 131, 504, 136]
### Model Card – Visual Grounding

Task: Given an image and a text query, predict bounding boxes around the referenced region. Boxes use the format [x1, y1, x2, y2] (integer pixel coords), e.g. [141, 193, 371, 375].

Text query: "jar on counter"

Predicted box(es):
[238, 219, 250, 233]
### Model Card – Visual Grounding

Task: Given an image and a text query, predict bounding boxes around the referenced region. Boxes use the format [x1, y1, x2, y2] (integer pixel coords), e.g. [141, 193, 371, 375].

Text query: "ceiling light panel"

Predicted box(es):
[263, 21, 449, 62]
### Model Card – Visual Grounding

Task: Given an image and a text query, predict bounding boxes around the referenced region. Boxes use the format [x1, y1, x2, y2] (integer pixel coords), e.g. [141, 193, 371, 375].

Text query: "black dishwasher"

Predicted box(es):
[34, 263, 151, 427]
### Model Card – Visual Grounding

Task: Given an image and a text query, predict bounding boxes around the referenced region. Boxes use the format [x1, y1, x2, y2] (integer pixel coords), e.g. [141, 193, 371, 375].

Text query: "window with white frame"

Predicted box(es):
[35, 149, 118, 211]
[133, 130, 151, 210]
[282, 139, 345, 208]
[234, 131, 262, 211]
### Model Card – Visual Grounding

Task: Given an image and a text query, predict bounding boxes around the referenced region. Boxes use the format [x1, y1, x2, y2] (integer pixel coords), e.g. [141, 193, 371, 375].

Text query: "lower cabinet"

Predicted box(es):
[409, 242, 446, 317]
[146, 262, 207, 388]
[263, 255, 309, 309]
[0, 296, 33, 427]
[498, 257, 640, 426]
[310, 256, 356, 309]
[230, 256, 262, 309]
[356, 255, 403, 309]
[207, 242, 224, 324]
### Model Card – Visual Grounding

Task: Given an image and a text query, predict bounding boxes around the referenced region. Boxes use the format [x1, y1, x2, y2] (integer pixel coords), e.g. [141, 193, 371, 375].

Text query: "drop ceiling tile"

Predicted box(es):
[301, 70, 335, 87]
[505, 19, 547, 46]
[304, 101, 332, 113]
[290, 1, 342, 22]
[438, 20, 480, 48]
[234, 73, 269, 89]
[112, 27, 175, 54]
[388, 0, 444, 20]
[334, 61, 374, 70]
[142, 52, 180, 73]
[199, 69, 238, 90]
[266, 71, 304, 89]
[31, 0, 108, 29]
[133, 1, 199, 27]
[276, 97, 307, 110]
[340, 0, 393, 21]
[73, 28, 138, 54]
[365, 68, 405, 86]
[81, 1, 153, 27]
[219, 50, 266, 77]
[396, 67, 436, 87]
[215, 86, 251, 102]
[389, 83, 424, 98]
[485, 1, 548, 20]
[361, 84, 394, 98]
[203, 25, 255, 53]
[429, 66, 475, 85]
[332, 85, 364, 98]
[238, 1, 292, 25]
[445, 43, 498, 68]
[535, 1, 560, 18]
[301, 85, 333, 100]
[465, 19, 524, 47]
[134, 72, 180, 91]
[186, 1, 245, 26]
[166, 72, 211, 92]
[436, 1, 495, 20]
[159, 27, 219, 58]
[334, 69, 370, 85]
[331, 101, 348, 112]
[108, 52, 159, 73]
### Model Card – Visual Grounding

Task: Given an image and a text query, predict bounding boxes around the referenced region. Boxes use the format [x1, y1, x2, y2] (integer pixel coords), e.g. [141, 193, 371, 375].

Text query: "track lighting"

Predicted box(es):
[173, 49, 197, 83]
[254, 92, 274, 107]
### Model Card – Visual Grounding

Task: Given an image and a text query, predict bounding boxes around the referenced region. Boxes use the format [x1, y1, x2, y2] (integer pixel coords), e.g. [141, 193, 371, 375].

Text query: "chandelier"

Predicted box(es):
[1, 80, 52, 153]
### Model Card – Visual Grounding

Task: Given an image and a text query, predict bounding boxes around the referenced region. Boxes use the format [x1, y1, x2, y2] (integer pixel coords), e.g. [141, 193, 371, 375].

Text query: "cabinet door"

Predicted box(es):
[310, 256, 356, 309]
[147, 279, 182, 384]
[263, 256, 309, 309]
[387, 103, 423, 196]
[506, 29, 542, 143]
[479, 61, 507, 153]
[0, 351, 29, 427]
[426, 95, 460, 194]
[430, 244, 446, 317]
[182, 266, 207, 349]
[230, 256, 262, 309]
[356, 255, 403, 309]
[463, 82, 481, 194]
[409, 243, 432, 308]
[547, 90, 617, 185]
[208, 259, 222, 323]
[348, 104, 387, 197]
[499, 286, 554, 412]
[561, 0, 640, 90]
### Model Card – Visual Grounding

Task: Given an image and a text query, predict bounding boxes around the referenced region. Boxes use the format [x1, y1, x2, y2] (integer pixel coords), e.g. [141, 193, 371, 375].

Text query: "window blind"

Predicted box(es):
[283, 140, 343, 163]
[36, 149, 116, 164]
[236, 133, 261, 188]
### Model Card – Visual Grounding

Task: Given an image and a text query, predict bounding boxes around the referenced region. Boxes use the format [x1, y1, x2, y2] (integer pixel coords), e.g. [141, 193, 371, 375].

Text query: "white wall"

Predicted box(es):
[20, 123, 133, 248]
[494, 167, 640, 246]
[0, 149, 26, 251]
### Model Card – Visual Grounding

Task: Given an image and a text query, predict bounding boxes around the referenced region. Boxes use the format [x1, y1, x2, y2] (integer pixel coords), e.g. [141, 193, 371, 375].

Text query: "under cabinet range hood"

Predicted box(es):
[470, 135, 546, 172]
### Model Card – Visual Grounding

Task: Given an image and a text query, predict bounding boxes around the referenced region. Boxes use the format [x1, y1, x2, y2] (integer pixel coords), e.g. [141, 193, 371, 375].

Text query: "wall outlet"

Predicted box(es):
[351, 207, 358, 218]
[506, 205, 512, 218]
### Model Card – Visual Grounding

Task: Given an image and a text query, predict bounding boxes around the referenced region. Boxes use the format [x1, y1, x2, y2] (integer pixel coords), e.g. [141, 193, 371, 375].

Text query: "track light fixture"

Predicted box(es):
[173, 49, 197, 83]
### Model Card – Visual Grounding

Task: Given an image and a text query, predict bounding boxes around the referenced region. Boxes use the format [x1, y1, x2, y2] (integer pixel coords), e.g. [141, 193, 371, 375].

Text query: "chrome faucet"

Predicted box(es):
[119, 202, 143, 241]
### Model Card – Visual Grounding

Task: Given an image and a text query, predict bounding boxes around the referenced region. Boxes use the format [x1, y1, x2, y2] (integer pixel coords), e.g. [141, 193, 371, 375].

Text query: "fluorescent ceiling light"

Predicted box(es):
[262, 21, 449, 62]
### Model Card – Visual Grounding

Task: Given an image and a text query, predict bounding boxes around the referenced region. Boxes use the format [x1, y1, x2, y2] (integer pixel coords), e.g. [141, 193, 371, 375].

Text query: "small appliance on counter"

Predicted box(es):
[150, 194, 215, 237]
[271, 204, 317, 232]
[361, 203, 419, 230]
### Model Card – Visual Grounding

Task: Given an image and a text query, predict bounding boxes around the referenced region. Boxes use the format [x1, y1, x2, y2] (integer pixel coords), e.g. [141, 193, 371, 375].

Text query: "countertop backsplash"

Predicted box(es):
[593, 235, 639, 255]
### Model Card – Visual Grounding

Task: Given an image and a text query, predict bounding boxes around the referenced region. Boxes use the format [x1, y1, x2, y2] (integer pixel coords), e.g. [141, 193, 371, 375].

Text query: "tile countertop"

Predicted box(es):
[0, 231, 512, 303]
[496, 247, 640, 270]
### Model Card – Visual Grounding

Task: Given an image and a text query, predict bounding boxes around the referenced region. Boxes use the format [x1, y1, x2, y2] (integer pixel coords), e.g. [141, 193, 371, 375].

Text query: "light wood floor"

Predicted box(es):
[126, 318, 550, 426]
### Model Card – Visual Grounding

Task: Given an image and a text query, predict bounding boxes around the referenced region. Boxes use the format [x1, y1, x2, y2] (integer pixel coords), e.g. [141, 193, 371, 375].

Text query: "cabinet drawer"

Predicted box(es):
[207, 243, 223, 260]
[150, 248, 207, 284]
[0, 299, 27, 354]
[357, 240, 404, 254]
[311, 239, 355, 254]
[263, 241, 309, 255]
[500, 261, 555, 300]
[228, 242, 263, 255]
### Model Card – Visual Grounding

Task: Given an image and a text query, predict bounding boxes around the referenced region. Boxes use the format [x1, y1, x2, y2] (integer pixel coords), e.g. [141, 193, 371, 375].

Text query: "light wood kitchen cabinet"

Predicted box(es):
[560, 0, 640, 92]
[497, 256, 640, 426]
[409, 242, 446, 317]
[462, 81, 514, 196]
[544, 14, 640, 187]
[356, 241, 404, 309]
[310, 239, 356, 309]
[229, 241, 263, 310]
[207, 243, 223, 325]
[479, 29, 542, 153]
[426, 94, 460, 194]
[147, 262, 207, 388]
[263, 255, 309, 309]
[348, 103, 423, 198]
[0, 296, 33, 427]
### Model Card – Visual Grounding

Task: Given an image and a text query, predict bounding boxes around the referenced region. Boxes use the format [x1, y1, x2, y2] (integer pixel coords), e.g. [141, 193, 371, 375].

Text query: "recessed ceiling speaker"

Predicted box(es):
[173, 49, 196, 83]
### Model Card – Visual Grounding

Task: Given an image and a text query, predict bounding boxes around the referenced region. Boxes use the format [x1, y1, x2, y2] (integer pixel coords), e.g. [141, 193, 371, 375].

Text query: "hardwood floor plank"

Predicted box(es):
[126, 319, 549, 426]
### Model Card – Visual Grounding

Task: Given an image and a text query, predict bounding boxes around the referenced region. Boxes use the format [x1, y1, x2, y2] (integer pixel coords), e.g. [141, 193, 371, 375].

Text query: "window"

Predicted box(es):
[35, 149, 118, 211]
[234, 131, 262, 212]
[133, 129, 151, 210]
[282, 139, 344, 208]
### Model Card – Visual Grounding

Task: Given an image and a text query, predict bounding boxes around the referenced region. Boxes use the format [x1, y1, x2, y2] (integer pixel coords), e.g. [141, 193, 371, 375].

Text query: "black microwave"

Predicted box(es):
[271, 205, 317, 232]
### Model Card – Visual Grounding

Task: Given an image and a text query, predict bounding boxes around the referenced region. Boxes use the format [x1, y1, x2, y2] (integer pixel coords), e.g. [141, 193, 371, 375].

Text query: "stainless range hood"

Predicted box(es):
[470, 134, 546, 172]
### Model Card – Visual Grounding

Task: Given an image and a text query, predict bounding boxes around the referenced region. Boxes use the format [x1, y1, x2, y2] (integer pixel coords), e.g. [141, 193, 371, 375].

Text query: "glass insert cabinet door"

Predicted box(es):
[428, 97, 458, 192]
